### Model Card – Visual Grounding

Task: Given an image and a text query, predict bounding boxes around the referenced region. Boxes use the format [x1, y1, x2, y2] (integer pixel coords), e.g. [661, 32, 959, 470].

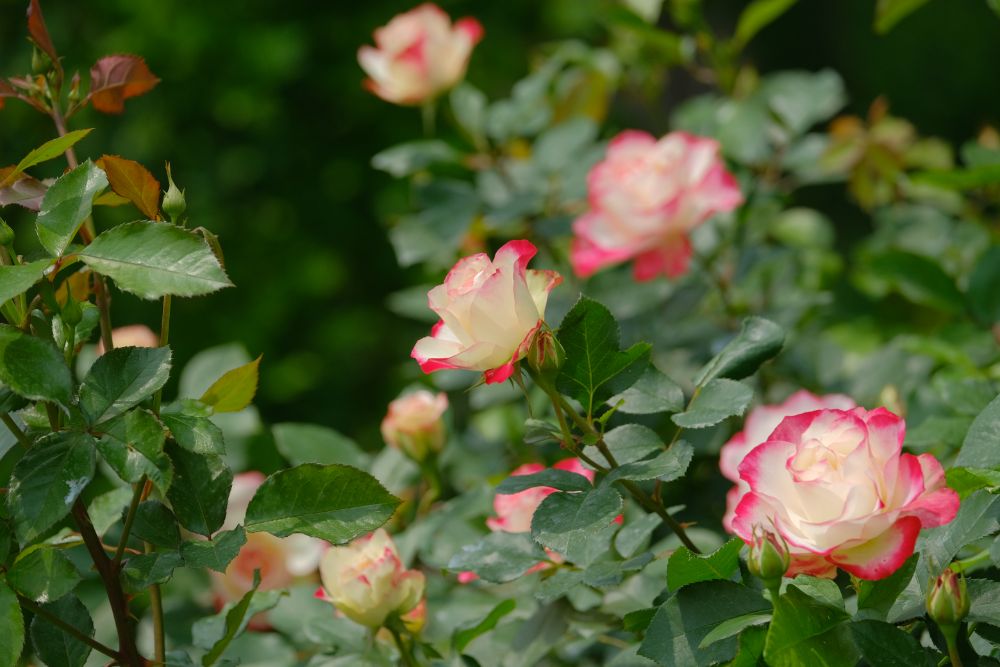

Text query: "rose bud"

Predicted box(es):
[96, 324, 160, 355]
[526, 328, 565, 380]
[411, 240, 562, 384]
[732, 407, 959, 580]
[571, 131, 743, 281]
[317, 528, 425, 629]
[720, 391, 856, 532]
[358, 3, 483, 106]
[747, 524, 790, 591]
[211, 472, 325, 628]
[380, 390, 448, 462]
[927, 568, 970, 629]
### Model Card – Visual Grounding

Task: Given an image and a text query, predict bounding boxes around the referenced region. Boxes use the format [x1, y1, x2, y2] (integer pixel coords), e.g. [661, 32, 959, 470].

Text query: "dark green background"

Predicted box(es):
[1, 0, 997, 445]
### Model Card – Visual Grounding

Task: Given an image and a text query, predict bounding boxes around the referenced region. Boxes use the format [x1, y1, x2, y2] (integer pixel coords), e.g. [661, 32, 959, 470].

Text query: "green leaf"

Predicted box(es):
[698, 611, 771, 648]
[122, 551, 183, 591]
[131, 501, 181, 549]
[911, 163, 1000, 190]
[762, 70, 846, 135]
[202, 570, 265, 666]
[955, 394, 1000, 469]
[243, 464, 398, 544]
[945, 466, 1000, 499]
[638, 581, 770, 666]
[967, 578, 1000, 624]
[199, 356, 260, 413]
[180, 527, 247, 573]
[667, 538, 743, 592]
[730, 625, 767, 667]
[35, 161, 108, 257]
[79, 346, 172, 424]
[371, 140, 461, 177]
[856, 554, 917, 619]
[450, 84, 488, 142]
[272, 422, 368, 468]
[447, 532, 548, 583]
[607, 366, 685, 415]
[536, 569, 584, 602]
[917, 490, 1000, 583]
[0, 324, 73, 408]
[78, 221, 233, 300]
[496, 469, 592, 494]
[694, 317, 785, 386]
[0, 579, 24, 667]
[604, 442, 693, 484]
[733, 0, 798, 49]
[3, 129, 93, 185]
[30, 595, 94, 667]
[531, 486, 623, 554]
[161, 403, 225, 455]
[8, 545, 81, 603]
[95, 408, 172, 493]
[615, 513, 662, 558]
[165, 443, 232, 537]
[672, 379, 753, 429]
[533, 117, 599, 173]
[860, 250, 962, 313]
[453, 599, 516, 652]
[764, 586, 859, 667]
[9, 432, 96, 545]
[600, 423, 663, 464]
[87, 486, 134, 537]
[967, 246, 1000, 325]
[875, 0, 933, 33]
[849, 619, 935, 667]
[556, 296, 651, 417]
[0, 259, 53, 306]
[387, 181, 480, 267]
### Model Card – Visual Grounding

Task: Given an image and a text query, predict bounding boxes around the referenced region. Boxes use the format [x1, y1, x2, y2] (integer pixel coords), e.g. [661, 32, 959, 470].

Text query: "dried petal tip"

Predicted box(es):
[748, 524, 790, 588]
[162, 163, 186, 221]
[927, 568, 970, 629]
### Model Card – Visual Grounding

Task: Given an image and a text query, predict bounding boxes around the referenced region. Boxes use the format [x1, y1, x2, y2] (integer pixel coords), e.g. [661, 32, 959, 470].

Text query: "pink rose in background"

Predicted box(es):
[96, 324, 159, 355]
[212, 473, 325, 615]
[732, 407, 959, 580]
[381, 389, 448, 461]
[720, 390, 856, 531]
[411, 240, 562, 384]
[571, 131, 743, 281]
[358, 3, 483, 106]
[316, 528, 426, 628]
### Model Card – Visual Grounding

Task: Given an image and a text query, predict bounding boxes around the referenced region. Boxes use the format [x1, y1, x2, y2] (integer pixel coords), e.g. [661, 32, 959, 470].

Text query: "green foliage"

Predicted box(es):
[764, 585, 859, 667]
[495, 469, 592, 494]
[29, 595, 94, 667]
[165, 443, 232, 537]
[0, 579, 24, 667]
[79, 346, 171, 425]
[447, 532, 548, 583]
[130, 501, 181, 549]
[0, 259, 51, 307]
[453, 599, 517, 652]
[671, 378, 753, 429]
[694, 317, 785, 386]
[271, 422, 368, 467]
[243, 464, 398, 543]
[180, 527, 247, 573]
[199, 356, 260, 413]
[531, 486, 623, 554]
[35, 160, 107, 256]
[0, 324, 73, 408]
[604, 442, 693, 483]
[666, 538, 743, 592]
[161, 402, 226, 455]
[7, 545, 81, 603]
[121, 551, 183, 591]
[607, 366, 685, 415]
[4, 130, 92, 183]
[96, 408, 172, 492]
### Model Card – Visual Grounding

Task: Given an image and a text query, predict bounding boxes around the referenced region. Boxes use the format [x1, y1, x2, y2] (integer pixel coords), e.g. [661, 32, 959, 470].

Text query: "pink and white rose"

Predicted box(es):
[381, 389, 448, 461]
[96, 324, 159, 355]
[720, 390, 857, 531]
[571, 130, 743, 281]
[316, 528, 426, 628]
[731, 407, 959, 580]
[358, 3, 483, 106]
[211, 473, 325, 609]
[411, 240, 562, 384]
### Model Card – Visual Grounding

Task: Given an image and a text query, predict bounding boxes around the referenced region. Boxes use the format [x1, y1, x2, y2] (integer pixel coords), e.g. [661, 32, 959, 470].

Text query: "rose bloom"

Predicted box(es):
[571, 130, 743, 281]
[720, 390, 857, 532]
[316, 528, 425, 628]
[411, 240, 562, 384]
[212, 473, 325, 612]
[731, 407, 959, 580]
[358, 3, 483, 106]
[457, 458, 598, 584]
[381, 390, 448, 461]
[96, 324, 159, 355]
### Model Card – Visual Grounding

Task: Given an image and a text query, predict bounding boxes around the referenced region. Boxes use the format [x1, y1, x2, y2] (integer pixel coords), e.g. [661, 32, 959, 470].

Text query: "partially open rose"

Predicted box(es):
[731, 407, 959, 580]
[358, 3, 483, 106]
[571, 130, 743, 281]
[381, 389, 448, 461]
[412, 240, 561, 384]
[720, 390, 856, 531]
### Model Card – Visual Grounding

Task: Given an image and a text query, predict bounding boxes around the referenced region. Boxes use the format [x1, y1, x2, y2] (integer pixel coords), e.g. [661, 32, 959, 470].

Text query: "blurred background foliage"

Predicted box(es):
[1, 0, 998, 451]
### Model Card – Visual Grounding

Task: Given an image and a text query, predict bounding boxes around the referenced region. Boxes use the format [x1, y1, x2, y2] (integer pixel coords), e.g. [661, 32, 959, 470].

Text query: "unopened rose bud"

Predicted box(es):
[162, 163, 186, 221]
[927, 569, 970, 629]
[317, 529, 425, 629]
[748, 524, 790, 590]
[31, 47, 52, 75]
[381, 390, 448, 462]
[0, 218, 14, 247]
[527, 329, 564, 379]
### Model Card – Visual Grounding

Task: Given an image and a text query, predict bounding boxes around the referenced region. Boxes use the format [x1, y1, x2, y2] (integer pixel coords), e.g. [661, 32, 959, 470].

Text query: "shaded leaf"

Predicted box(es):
[447, 532, 548, 584]
[371, 140, 460, 177]
[8, 545, 81, 603]
[850, 619, 934, 667]
[87, 486, 134, 537]
[968, 246, 1000, 325]
[0, 324, 72, 408]
[79, 346, 171, 425]
[531, 486, 622, 554]
[30, 595, 94, 667]
[0, 579, 24, 667]
[0, 130, 92, 188]
[244, 464, 398, 544]
[122, 551, 183, 591]
[954, 394, 1000, 469]
[608, 366, 685, 415]
[35, 160, 108, 257]
[96, 155, 161, 219]
[699, 611, 771, 648]
[856, 554, 918, 620]
[695, 317, 785, 386]
[201, 571, 274, 666]
[165, 443, 232, 537]
[96, 409, 172, 493]
[496, 469, 592, 494]
[199, 356, 260, 413]
[131, 501, 182, 549]
[180, 527, 247, 573]
[875, 0, 933, 33]
[88, 55, 160, 114]
[453, 599, 516, 652]
[672, 379, 753, 429]
[604, 442, 693, 484]
[733, 0, 798, 49]
[0, 259, 52, 306]
[272, 422, 367, 468]
[667, 538, 743, 592]
[764, 585, 859, 667]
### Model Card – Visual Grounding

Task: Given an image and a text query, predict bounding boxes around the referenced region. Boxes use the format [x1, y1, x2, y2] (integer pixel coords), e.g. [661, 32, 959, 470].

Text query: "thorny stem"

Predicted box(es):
[112, 475, 147, 569]
[18, 595, 123, 662]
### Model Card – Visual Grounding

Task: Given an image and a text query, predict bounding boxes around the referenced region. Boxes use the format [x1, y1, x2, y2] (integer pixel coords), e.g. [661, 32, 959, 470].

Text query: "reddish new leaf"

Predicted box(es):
[0, 166, 49, 210]
[0, 81, 14, 110]
[96, 155, 161, 219]
[26, 0, 60, 73]
[88, 55, 160, 114]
